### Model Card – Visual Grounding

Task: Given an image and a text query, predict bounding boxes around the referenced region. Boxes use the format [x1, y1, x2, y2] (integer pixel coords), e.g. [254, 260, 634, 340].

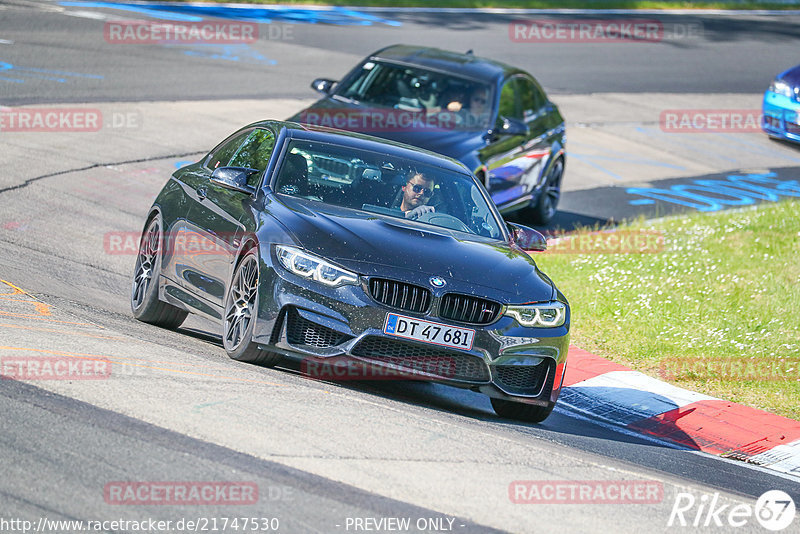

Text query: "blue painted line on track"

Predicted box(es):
[13, 67, 104, 79]
[710, 131, 800, 163]
[569, 139, 687, 171]
[0, 61, 103, 84]
[166, 44, 276, 66]
[60, 1, 202, 21]
[633, 125, 740, 164]
[624, 172, 800, 213]
[569, 153, 624, 180]
[59, 1, 401, 26]
[571, 152, 686, 171]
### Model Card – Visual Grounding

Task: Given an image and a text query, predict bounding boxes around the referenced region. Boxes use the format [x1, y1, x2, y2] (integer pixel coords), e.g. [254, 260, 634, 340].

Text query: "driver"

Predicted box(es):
[397, 172, 435, 220]
[465, 87, 491, 129]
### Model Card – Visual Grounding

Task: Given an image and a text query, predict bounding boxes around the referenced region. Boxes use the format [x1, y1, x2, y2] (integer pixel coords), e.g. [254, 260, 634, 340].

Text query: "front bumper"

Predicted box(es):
[252, 258, 570, 407]
[762, 90, 800, 143]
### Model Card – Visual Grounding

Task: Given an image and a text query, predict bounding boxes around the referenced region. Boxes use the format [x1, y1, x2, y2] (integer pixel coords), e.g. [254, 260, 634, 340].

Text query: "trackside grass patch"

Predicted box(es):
[534, 200, 800, 420]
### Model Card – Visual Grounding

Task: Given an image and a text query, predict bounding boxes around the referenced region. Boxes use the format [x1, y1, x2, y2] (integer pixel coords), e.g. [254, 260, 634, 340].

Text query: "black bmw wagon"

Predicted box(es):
[293, 45, 566, 225]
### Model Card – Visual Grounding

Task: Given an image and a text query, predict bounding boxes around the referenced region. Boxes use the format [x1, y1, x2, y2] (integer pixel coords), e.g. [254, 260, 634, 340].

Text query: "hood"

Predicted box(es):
[264, 196, 555, 303]
[779, 64, 800, 88]
[292, 98, 487, 163]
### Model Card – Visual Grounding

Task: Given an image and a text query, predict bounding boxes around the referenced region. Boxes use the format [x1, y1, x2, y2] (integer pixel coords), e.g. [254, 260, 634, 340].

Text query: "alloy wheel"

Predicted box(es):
[541, 160, 563, 221]
[224, 254, 258, 351]
[132, 218, 160, 310]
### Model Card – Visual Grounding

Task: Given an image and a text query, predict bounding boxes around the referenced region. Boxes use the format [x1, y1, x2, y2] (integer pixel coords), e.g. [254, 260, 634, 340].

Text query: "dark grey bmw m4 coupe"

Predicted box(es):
[131, 120, 570, 422]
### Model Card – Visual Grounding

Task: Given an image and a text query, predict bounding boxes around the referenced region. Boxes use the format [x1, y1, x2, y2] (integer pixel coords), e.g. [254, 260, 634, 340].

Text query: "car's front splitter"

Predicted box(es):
[252, 272, 569, 406]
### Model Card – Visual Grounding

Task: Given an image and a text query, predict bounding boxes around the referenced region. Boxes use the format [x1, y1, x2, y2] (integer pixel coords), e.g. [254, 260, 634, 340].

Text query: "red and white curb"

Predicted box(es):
[559, 346, 800, 477]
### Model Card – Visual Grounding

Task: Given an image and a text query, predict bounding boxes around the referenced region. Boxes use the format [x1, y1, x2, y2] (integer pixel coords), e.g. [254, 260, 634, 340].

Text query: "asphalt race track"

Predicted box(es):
[1, 2, 800, 533]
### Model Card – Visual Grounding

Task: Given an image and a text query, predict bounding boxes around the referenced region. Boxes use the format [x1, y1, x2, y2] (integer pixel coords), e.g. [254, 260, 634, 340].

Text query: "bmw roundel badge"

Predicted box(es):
[429, 276, 447, 288]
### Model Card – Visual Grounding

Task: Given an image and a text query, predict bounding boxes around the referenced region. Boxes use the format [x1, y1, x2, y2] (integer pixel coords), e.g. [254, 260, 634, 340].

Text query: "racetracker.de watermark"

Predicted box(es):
[105, 230, 237, 256]
[660, 109, 763, 133]
[104, 21, 258, 44]
[544, 230, 665, 254]
[296, 108, 487, 133]
[509, 19, 702, 43]
[0, 108, 142, 132]
[302, 356, 456, 381]
[104, 482, 260, 505]
[509, 480, 664, 504]
[1, 356, 111, 380]
[659, 357, 800, 382]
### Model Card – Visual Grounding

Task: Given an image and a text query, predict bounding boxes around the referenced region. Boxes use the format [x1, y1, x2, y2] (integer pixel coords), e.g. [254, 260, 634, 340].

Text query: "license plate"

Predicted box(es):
[383, 313, 475, 351]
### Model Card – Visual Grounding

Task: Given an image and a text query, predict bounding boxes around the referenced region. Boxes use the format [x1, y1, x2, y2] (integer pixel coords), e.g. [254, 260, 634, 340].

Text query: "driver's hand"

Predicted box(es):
[405, 205, 435, 220]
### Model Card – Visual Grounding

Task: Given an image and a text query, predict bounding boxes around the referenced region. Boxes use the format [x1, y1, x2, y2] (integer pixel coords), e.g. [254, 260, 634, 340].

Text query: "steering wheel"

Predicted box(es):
[429, 109, 464, 128]
[414, 211, 471, 233]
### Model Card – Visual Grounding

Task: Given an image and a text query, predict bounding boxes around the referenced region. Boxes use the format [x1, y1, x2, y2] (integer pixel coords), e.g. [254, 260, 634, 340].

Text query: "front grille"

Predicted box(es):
[763, 115, 781, 129]
[369, 278, 431, 314]
[787, 122, 800, 135]
[493, 361, 551, 396]
[351, 336, 490, 382]
[439, 293, 501, 325]
[286, 308, 352, 348]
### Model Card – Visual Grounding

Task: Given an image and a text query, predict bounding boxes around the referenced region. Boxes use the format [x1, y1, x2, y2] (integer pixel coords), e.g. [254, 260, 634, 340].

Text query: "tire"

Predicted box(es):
[526, 158, 563, 226]
[490, 398, 554, 423]
[223, 249, 282, 366]
[131, 215, 188, 329]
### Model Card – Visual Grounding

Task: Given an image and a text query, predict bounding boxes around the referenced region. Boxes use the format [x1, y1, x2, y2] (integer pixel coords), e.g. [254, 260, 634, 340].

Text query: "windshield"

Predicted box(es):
[273, 139, 503, 239]
[333, 60, 494, 131]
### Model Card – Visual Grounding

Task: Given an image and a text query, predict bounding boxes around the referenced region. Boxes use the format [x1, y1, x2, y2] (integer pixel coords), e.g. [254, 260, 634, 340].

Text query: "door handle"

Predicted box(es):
[197, 186, 207, 200]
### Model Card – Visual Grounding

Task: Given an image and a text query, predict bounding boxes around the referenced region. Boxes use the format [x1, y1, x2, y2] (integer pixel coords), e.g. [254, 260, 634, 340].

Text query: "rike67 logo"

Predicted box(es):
[668, 490, 796, 531]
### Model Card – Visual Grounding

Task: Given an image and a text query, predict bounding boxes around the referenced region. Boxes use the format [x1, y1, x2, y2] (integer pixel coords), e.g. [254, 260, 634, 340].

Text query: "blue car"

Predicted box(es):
[763, 63, 800, 143]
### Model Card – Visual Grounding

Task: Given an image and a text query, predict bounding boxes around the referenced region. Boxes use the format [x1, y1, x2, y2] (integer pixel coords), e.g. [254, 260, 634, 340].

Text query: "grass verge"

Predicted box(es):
[534, 199, 800, 420]
[181, 0, 800, 10]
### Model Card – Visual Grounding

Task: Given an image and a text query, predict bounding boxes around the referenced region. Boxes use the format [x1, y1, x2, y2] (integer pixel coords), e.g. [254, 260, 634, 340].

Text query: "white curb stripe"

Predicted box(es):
[747, 439, 800, 476]
[561, 370, 718, 425]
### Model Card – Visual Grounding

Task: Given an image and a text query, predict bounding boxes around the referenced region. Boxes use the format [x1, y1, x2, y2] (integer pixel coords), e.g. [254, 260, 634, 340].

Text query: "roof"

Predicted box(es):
[243, 120, 471, 176]
[367, 44, 521, 83]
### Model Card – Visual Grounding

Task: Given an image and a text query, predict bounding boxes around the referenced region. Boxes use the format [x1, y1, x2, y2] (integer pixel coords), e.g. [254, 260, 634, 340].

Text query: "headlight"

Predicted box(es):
[505, 301, 566, 327]
[275, 245, 358, 287]
[769, 78, 795, 99]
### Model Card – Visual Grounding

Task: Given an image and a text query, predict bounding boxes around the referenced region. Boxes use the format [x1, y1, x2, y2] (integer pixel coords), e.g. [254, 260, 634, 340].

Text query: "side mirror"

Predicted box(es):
[210, 167, 258, 195]
[311, 78, 336, 94]
[497, 116, 530, 137]
[507, 222, 547, 252]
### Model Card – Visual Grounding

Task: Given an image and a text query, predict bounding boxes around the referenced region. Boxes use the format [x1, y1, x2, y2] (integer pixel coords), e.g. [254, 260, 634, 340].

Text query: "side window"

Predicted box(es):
[229, 129, 276, 187]
[498, 79, 519, 120]
[518, 78, 545, 121]
[205, 130, 251, 171]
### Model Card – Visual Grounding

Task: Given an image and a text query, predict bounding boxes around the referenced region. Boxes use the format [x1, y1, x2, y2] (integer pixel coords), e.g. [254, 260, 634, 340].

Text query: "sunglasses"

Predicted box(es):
[408, 183, 433, 197]
[472, 96, 488, 104]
